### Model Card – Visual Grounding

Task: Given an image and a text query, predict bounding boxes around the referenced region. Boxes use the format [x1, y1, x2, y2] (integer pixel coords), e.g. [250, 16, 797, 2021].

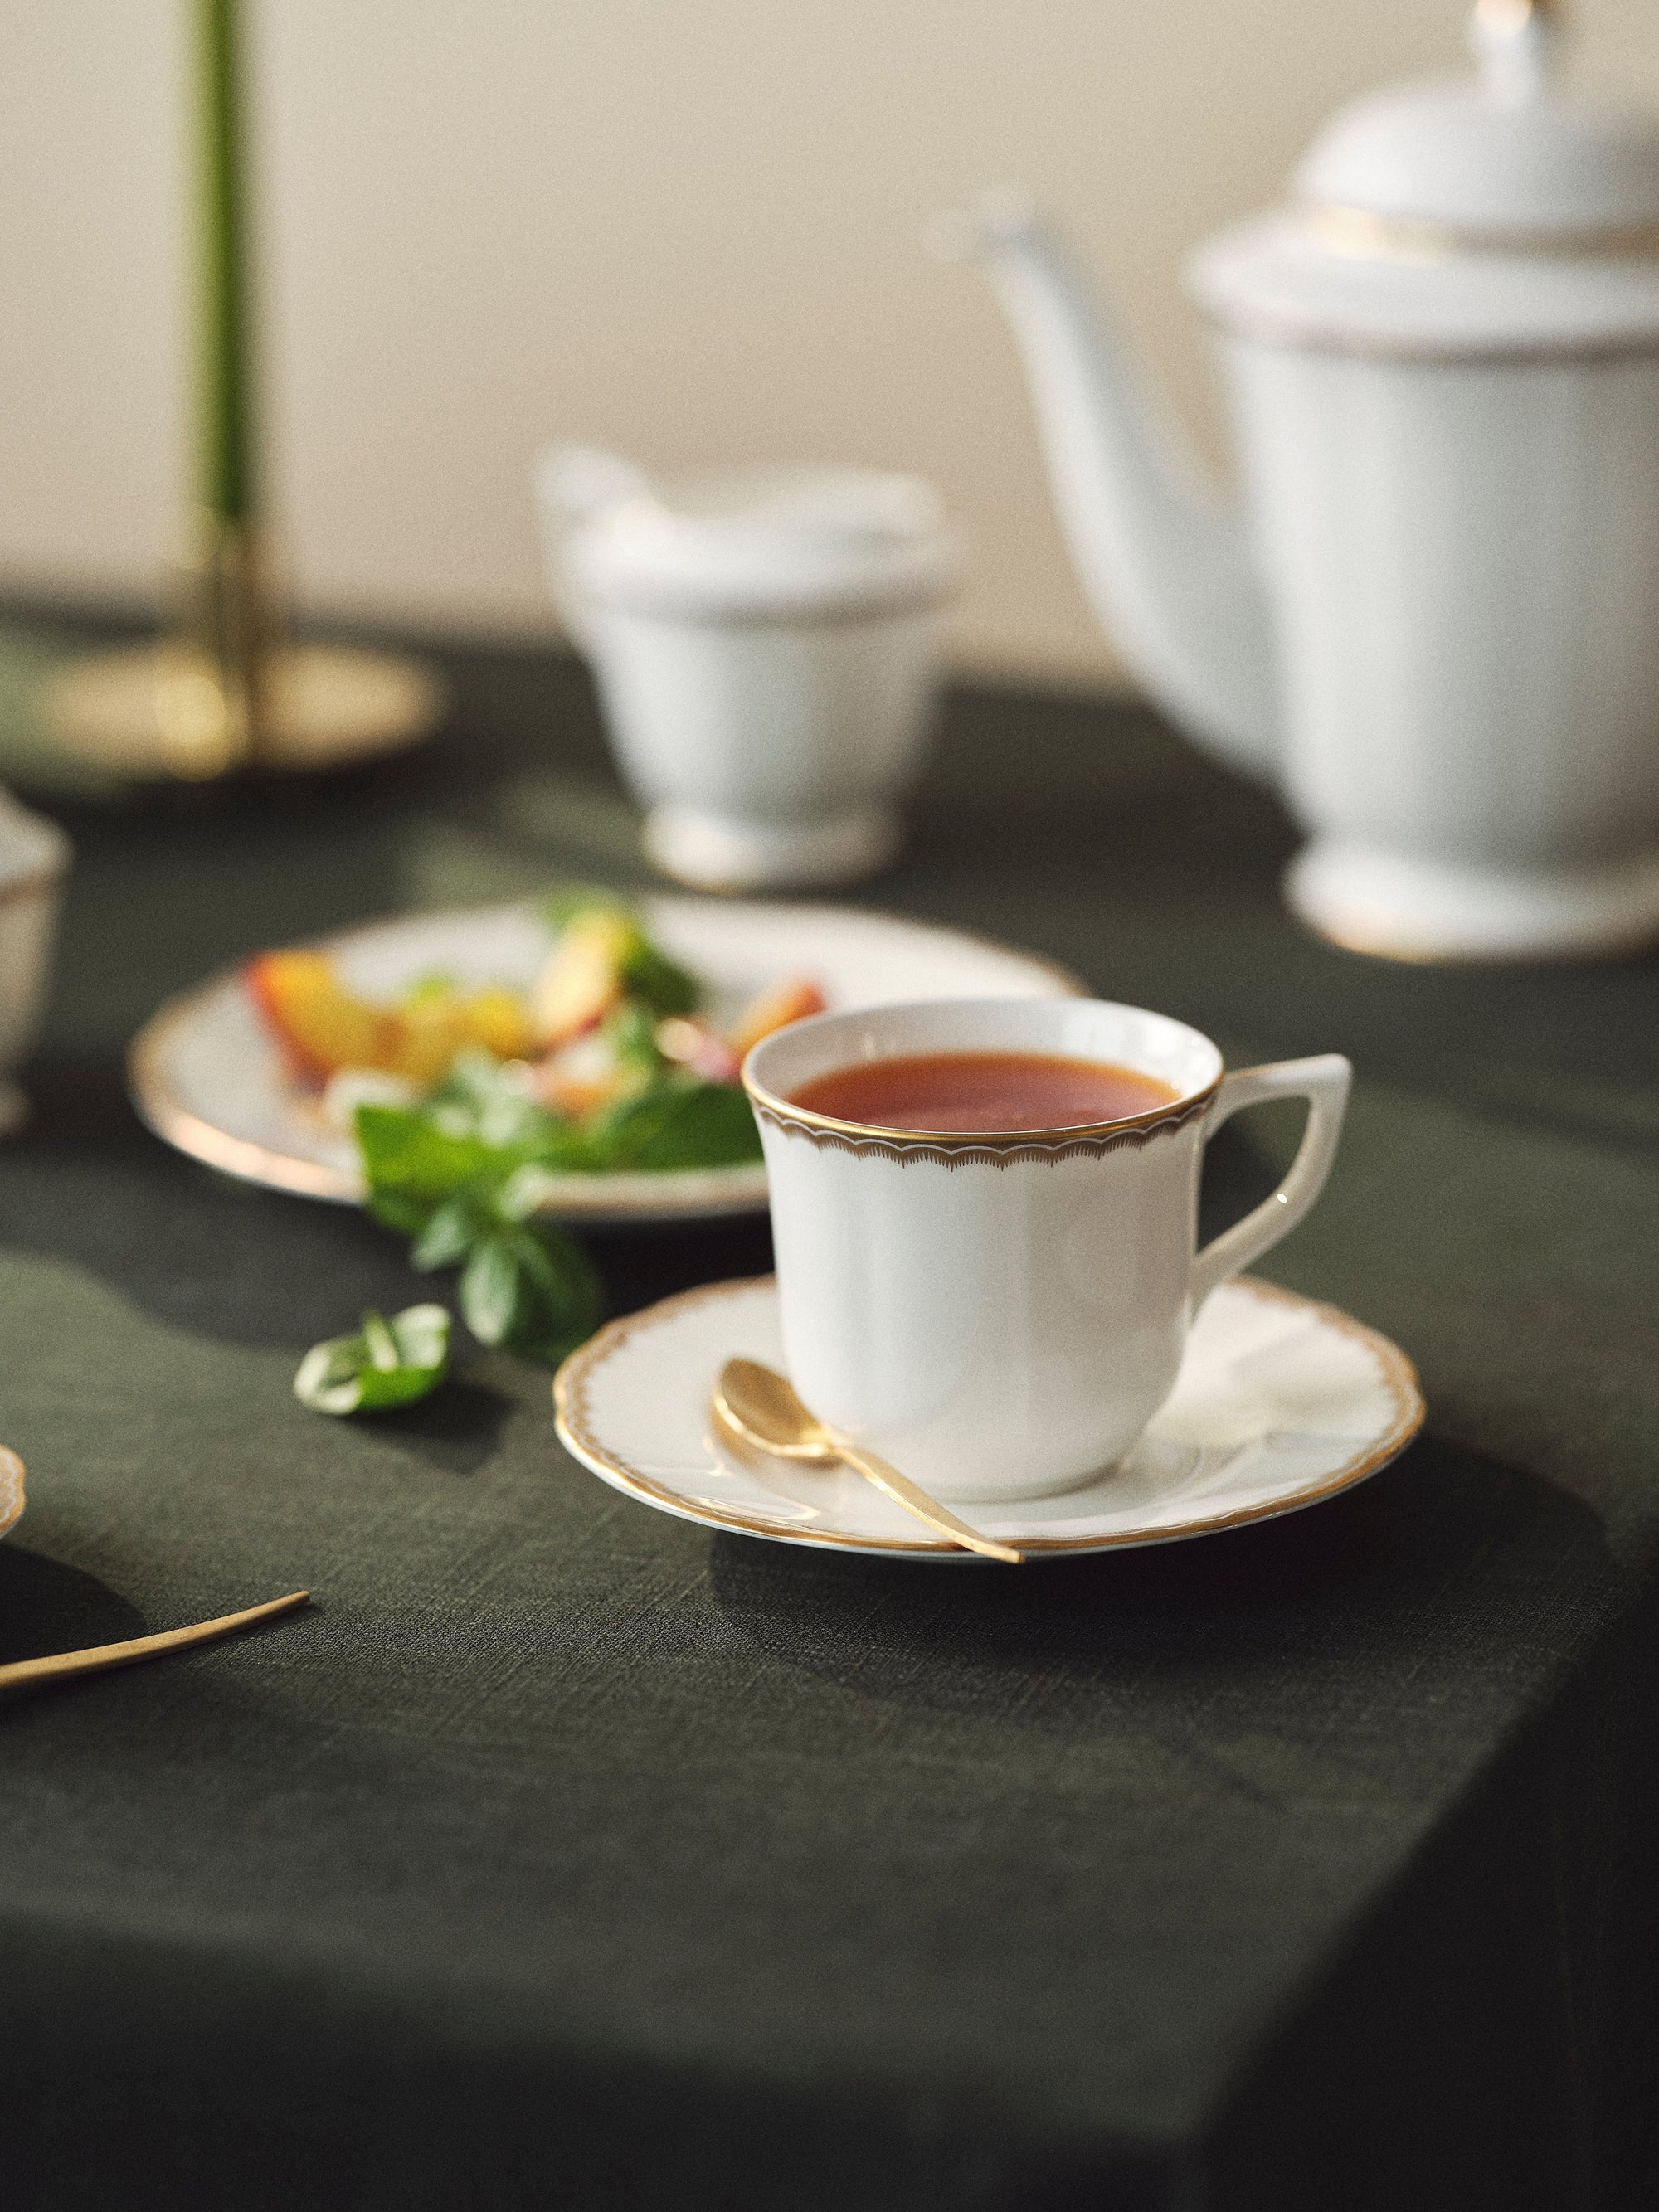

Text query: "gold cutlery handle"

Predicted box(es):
[0, 1589, 311, 1694]
[831, 1441, 1024, 1564]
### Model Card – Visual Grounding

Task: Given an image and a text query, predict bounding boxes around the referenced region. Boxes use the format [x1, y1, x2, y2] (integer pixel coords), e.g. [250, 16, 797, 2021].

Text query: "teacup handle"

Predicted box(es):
[1189, 1055, 1352, 1313]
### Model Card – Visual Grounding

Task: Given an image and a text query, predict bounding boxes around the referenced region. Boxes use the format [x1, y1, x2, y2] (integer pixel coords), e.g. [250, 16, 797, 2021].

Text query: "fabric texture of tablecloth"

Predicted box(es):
[0, 636, 1656, 2211]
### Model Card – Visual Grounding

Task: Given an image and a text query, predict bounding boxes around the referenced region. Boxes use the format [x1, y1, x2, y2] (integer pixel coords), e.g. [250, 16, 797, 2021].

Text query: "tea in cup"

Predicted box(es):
[744, 997, 1350, 1503]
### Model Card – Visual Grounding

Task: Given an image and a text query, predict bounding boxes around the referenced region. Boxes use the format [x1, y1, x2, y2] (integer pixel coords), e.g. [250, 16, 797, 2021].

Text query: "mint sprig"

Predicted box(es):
[294, 1303, 452, 1416]
[356, 1085, 605, 1367]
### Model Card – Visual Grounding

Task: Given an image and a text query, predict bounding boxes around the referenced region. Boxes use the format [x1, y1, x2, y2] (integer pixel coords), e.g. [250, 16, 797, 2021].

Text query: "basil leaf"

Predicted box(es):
[459, 1235, 522, 1348]
[512, 1223, 605, 1361]
[354, 1106, 506, 1232]
[425, 1048, 553, 1148]
[294, 1304, 451, 1416]
[460, 1223, 602, 1362]
[356, 1092, 593, 1238]
[495, 1160, 584, 1220]
[591, 1080, 762, 1171]
[620, 936, 698, 1018]
[409, 1192, 491, 1271]
[602, 997, 669, 1081]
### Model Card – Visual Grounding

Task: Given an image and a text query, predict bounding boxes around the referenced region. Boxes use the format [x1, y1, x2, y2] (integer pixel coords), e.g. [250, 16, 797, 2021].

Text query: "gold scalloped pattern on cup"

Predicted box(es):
[748, 1081, 1216, 1165]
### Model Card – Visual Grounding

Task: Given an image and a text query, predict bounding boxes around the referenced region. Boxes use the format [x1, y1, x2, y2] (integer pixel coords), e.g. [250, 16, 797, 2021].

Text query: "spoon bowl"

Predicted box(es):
[713, 1358, 1024, 1563]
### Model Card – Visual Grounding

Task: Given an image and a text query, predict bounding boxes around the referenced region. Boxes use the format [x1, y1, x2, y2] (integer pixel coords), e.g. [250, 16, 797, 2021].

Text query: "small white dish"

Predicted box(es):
[0, 789, 71, 1137]
[128, 897, 1079, 1226]
[0, 1446, 24, 1543]
[553, 1274, 1424, 1558]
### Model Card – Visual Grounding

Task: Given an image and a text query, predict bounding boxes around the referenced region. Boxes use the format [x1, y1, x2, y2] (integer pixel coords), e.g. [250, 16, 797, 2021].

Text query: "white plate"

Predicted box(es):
[0, 1446, 23, 1543]
[553, 1275, 1424, 1558]
[128, 897, 1082, 1225]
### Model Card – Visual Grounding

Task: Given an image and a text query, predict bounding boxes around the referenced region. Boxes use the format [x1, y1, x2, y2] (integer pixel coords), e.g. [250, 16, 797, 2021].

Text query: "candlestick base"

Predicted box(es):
[41, 517, 446, 781]
[41, 639, 445, 782]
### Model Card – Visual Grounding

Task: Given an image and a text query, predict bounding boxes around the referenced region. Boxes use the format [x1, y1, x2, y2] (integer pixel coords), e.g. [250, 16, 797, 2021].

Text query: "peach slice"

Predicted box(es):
[727, 978, 827, 1060]
[381, 987, 537, 1087]
[462, 987, 534, 1062]
[656, 1017, 741, 1086]
[532, 910, 634, 1048]
[246, 952, 396, 1083]
[381, 996, 471, 1088]
[248, 955, 536, 1087]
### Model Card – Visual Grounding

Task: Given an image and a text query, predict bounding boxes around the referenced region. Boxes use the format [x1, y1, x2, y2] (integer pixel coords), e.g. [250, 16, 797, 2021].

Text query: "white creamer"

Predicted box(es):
[536, 448, 960, 891]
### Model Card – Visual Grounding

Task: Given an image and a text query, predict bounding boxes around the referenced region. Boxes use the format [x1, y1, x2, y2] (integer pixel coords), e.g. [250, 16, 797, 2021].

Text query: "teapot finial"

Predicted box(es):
[1472, 0, 1563, 105]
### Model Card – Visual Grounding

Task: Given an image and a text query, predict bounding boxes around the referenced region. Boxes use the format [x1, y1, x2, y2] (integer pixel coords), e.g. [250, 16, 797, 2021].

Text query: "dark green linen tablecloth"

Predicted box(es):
[2, 627, 1657, 2210]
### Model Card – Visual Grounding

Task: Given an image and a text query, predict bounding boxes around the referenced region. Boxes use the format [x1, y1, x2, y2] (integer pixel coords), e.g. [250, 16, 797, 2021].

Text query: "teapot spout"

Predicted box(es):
[936, 195, 1277, 777]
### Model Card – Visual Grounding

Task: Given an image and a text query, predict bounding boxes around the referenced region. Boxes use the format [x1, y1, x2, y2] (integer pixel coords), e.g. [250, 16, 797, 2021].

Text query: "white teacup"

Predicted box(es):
[745, 998, 1350, 1504]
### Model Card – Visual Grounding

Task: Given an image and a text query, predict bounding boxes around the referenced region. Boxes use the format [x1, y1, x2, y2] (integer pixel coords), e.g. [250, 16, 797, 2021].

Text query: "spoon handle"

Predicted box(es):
[832, 1442, 1024, 1564]
[0, 1590, 311, 1694]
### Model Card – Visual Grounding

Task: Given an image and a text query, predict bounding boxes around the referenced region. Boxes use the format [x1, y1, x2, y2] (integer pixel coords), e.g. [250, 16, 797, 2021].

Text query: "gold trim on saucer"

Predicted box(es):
[551, 1275, 1426, 1558]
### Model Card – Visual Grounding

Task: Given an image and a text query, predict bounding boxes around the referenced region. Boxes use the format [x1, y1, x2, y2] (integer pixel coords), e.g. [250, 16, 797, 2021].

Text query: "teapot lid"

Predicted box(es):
[1189, 2, 1659, 357]
[1299, 2, 1659, 242]
[567, 465, 961, 620]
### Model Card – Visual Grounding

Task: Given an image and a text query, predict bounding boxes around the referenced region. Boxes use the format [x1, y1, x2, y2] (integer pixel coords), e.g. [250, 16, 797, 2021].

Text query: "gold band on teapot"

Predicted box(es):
[1304, 202, 1659, 265]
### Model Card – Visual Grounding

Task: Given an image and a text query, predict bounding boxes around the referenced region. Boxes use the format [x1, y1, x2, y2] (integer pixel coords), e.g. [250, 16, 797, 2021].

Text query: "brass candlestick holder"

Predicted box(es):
[42, 7, 444, 789]
[44, 514, 445, 785]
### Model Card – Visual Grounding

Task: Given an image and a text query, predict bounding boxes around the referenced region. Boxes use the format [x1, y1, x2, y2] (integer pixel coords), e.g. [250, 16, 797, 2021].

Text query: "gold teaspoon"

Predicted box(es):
[0, 1590, 312, 1696]
[713, 1359, 1024, 1564]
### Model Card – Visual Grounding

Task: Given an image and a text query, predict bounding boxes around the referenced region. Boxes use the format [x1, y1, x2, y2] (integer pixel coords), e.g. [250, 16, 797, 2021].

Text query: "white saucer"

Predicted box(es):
[0, 1446, 24, 1544]
[127, 897, 1079, 1226]
[553, 1275, 1424, 1559]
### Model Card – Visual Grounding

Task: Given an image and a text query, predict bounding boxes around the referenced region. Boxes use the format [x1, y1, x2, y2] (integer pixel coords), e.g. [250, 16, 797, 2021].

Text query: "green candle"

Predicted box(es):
[196, 0, 253, 524]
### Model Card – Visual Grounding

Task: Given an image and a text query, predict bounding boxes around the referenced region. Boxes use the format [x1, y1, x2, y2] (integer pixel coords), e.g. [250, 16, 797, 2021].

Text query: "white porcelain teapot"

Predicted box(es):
[942, 0, 1659, 959]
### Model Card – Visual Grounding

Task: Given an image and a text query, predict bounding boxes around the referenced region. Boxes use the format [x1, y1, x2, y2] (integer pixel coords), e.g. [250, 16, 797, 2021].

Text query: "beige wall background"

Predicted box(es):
[2, 2, 1657, 683]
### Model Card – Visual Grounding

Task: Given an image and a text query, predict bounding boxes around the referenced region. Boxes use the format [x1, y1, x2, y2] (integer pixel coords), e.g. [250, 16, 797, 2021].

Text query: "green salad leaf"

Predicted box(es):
[593, 1078, 764, 1169]
[294, 1304, 452, 1416]
[620, 936, 698, 1018]
[355, 1077, 610, 1369]
[458, 1222, 603, 1363]
[337, 892, 767, 1379]
[354, 1106, 518, 1236]
[356, 1055, 761, 1212]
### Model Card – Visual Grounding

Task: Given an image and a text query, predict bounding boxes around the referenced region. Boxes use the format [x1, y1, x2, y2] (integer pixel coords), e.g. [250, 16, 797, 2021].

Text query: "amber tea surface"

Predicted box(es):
[787, 1049, 1182, 1135]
